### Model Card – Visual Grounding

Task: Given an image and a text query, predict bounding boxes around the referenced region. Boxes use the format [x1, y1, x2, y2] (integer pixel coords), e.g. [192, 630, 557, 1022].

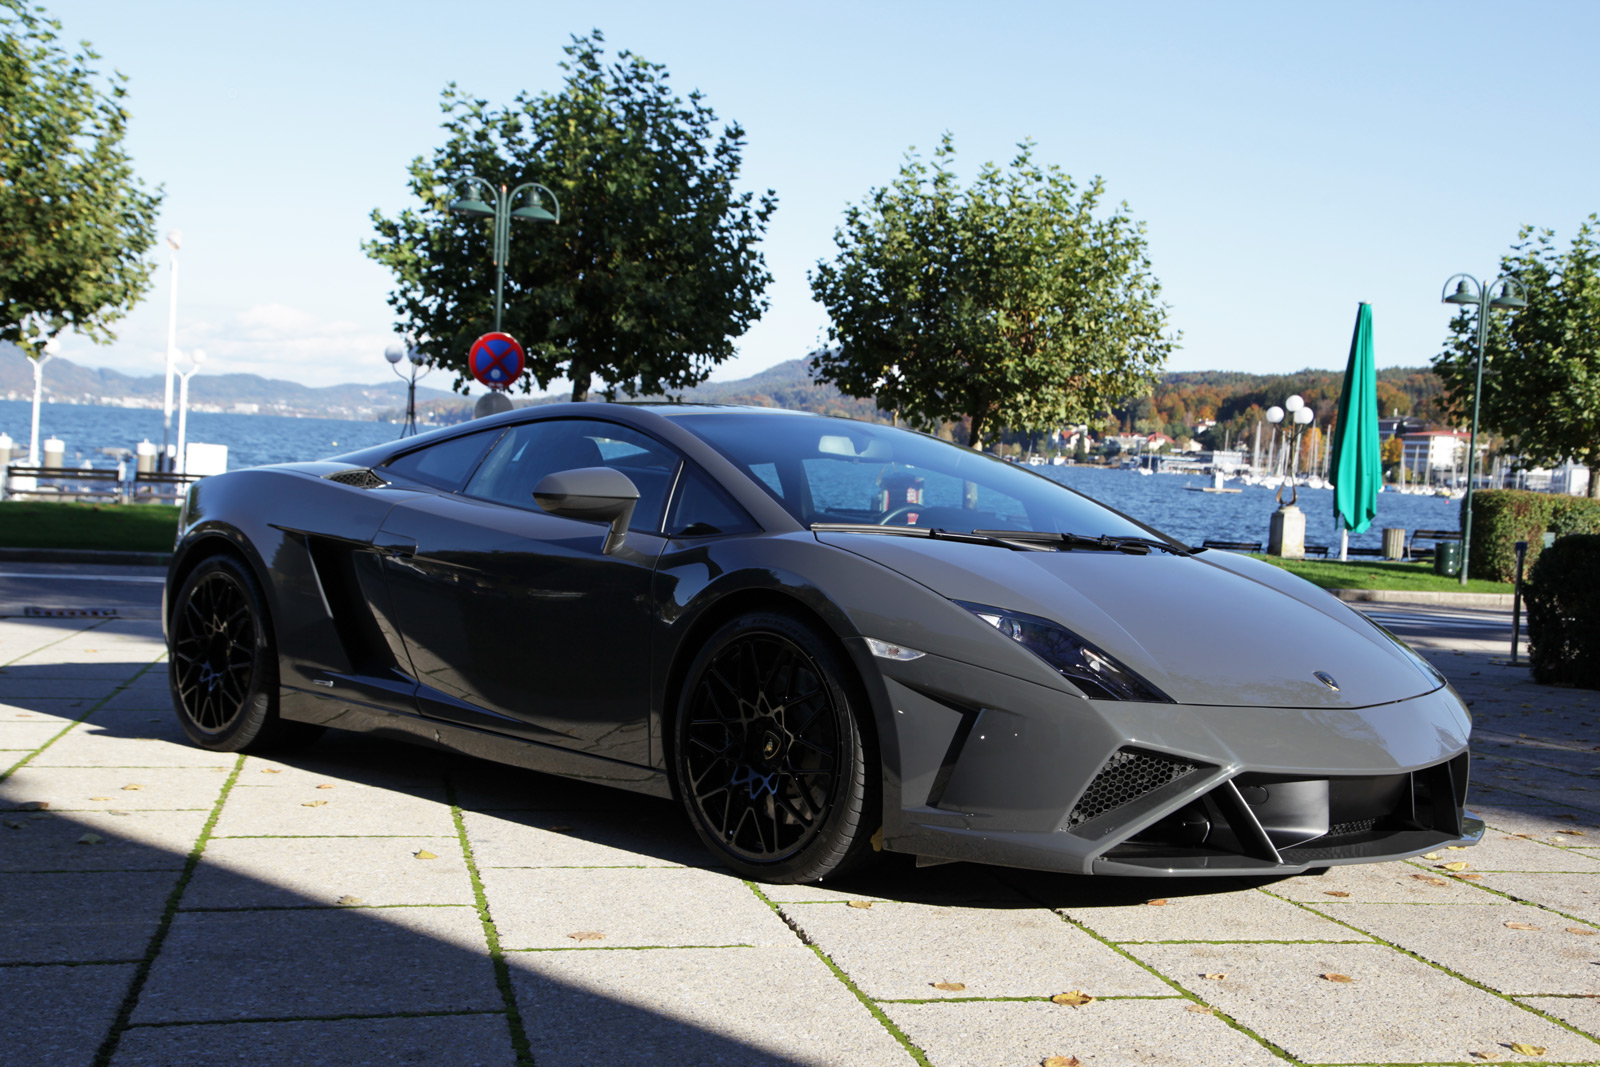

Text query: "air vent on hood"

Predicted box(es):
[324, 468, 388, 489]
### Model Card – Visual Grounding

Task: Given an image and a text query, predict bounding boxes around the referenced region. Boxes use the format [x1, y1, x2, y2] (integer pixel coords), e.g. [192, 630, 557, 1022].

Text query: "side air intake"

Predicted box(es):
[1066, 748, 1199, 829]
[325, 468, 388, 489]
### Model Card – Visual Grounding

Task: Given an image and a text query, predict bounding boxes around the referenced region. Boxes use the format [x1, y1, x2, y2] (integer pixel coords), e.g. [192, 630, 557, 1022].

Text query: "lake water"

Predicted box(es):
[1, 399, 1459, 550]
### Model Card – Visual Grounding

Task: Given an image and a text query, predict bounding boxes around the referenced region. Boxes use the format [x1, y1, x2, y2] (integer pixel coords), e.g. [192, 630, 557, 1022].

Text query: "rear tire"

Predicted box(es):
[673, 610, 877, 883]
[169, 554, 322, 752]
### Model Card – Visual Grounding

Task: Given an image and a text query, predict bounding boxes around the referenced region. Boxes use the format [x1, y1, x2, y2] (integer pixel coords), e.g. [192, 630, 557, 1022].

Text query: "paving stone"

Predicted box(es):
[1, 765, 223, 811]
[448, 758, 649, 812]
[109, 1013, 519, 1067]
[0, 870, 175, 963]
[755, 861, 1022, 906]
[0, 658, 157, 680]
[1448, 828, 1600, 871]
[484, 865, 792, 949]
[211, 779, 456, 837]
[0, 677, 126, 699]
[184, 836, 473, 908]
[1316, 900, 1598, 994]
[1477, 804, 1600, 838]
[232, 756, 448, 802]
[1267, 859, 1495, 904]
[81, 704, 191, 743]
[26, 730, 230, 768]
[783, 900, 1168, 1000]
[1126, 940, 1597, 1062]
[0, 963, 136, 1067]
[1519, 995, 1600, 1038]
[461, 807, 702, 869]
[508, 944, 912, 1066]
[132, 907, 498, 1023]
[0, 809, 209, 871]
[0, 700, 82, 722]
[0, 719, 71, 749]
[1061, 884, 1362, 943]
[1476, 871, 1600, 926]
[885, 997, 1286, 1067]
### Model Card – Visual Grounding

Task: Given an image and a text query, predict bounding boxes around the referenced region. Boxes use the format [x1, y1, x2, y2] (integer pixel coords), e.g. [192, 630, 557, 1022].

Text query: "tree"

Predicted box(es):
[0, 0, 162, 351]
[367, 32, 777, 401]
[1434, 216, 1600, 498]
[808, 137, 1177, 450]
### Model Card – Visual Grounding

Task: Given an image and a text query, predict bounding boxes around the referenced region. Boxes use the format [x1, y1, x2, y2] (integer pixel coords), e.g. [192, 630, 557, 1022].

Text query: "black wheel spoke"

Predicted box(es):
[171, 568, 260, 737]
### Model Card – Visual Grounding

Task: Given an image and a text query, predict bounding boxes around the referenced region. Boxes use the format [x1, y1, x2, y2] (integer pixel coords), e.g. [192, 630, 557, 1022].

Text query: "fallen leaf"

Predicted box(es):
[567, 931, 604, 942]
[316, 784, 335, 790]
[1201, 973, 1228, 981]
[847, 901, 873, 909]
[336, 895, 364, 905]
[89, 796, 112, 802]
[77, 832, 103, 845]
[20, 801, 48, 811]
[1411, 874, 1448, 887]
[1504, 921, 1540, 931]
[1456, 873, 1484, 881]
[1555, 813, 1580, 820]
[1423, 851, 1443, 860]
[870, 826, 884, 852]
[1145, 898, 1169, 906]
[1323, 890, 1351, 898]
[1447, 845, 1469, 850]
[1184, 1004, 1214, 1014]
[1469, 1051, 1502, 1061]
[121, 784, 144, 791]
[1042, 1058, 1082, 1067]
[3, 819, 25, 829]
[931, 981, 965, 992]
[1440, 862, 1470, 872]
[260, 768, 281, 774]
[1557, 829, 1587, 836]
[1051, 991, 1095, 1007]
[1509, 1043, 1547, 1056]
[301, 800, 328, 808]
[108, 810, 129, 816]
[1320, 973, 1354, 983]
[413, 849, 438, 860]
[1566, 927, 1597, 936]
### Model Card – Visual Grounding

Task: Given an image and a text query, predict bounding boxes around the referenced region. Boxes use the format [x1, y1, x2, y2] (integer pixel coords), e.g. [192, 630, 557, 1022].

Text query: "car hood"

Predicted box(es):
[817, 532, 1440, 710]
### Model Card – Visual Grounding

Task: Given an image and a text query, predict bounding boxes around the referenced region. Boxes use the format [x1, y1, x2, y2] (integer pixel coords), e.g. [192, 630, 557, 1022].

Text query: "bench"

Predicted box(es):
[1200, 540, 1263, 552]
[1346, 546, 1385, 557]
[131, 470, 203, 503]
[3, 465, 125, 502]
[1407, 528, 1461, 561]
[1303, 544, 1329, 558]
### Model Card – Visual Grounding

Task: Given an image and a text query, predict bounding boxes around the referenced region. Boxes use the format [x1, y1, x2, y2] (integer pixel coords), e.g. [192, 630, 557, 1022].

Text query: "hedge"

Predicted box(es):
[1463, 489, 1600, 583]
[1524, 533, 1600, 689]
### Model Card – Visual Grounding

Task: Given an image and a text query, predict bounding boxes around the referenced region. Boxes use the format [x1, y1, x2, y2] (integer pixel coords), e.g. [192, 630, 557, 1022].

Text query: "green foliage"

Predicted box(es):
[809, 136, 1176, 450]
[1250, 555, 1511, 595]
[1464, 489, 1600, 582]
[366, 31, 777, 401]
[0, 0, 162, 351]
[1433, 215, 1600, 497]
[1524, 533, 1600, 690]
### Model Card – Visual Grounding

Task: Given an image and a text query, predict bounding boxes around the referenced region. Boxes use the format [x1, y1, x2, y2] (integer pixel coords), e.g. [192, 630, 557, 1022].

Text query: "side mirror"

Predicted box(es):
[532, 467, 640, 555]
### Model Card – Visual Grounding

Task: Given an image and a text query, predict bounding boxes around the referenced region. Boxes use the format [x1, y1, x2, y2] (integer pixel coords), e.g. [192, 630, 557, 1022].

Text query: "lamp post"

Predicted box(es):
[1265, 394, 1315, 558]
[446, 178, 559, 331]
[175, 348, 206, 475]
[1441, 273, 1527, 586]
[161, 230, 182, 471]
[385, 337, 430, 437]
[27, 331, 60, 466]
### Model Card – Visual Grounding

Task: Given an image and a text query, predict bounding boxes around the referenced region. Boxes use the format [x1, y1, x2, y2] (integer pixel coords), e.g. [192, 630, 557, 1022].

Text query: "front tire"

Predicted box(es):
[673, 611, 877, 883]
[169, 554, 320, 752]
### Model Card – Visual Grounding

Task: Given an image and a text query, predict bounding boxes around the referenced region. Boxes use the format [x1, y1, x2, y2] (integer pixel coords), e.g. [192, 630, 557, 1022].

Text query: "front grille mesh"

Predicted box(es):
[325, 468, 387, 489]
[1067, 748, 1197, 829]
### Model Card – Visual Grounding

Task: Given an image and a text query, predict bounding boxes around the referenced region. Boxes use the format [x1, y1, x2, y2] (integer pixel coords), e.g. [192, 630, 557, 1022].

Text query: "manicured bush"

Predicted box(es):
[1524, 533, 1600, 689]
[1464, 489, 1600, 583]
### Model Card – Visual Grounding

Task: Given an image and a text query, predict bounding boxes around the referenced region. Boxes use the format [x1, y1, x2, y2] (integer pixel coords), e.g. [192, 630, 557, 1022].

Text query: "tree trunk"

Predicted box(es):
[967, 408, 987, 452]
[569, 366, 590, 403]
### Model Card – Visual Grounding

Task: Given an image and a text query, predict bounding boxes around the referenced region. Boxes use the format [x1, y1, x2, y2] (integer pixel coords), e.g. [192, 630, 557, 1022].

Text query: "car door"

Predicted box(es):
[375, 417, 679, 765]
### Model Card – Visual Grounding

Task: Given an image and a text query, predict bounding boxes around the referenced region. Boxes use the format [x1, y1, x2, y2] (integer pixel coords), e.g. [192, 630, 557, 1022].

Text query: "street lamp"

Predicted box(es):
[1265, 394, 1316, 505]
[27, 329, 60, 466]
[161, 230, 183, 471]
[175, 348, 206, 475]
[1441, 273, 1528, 585]
[446, 178, 559, 331]
[385, 337, 430, 438]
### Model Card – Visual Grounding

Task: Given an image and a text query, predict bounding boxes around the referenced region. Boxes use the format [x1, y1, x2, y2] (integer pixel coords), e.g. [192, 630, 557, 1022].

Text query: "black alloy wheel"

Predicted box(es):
[169, 555, 319, 752]
[675, 611, 875, 883]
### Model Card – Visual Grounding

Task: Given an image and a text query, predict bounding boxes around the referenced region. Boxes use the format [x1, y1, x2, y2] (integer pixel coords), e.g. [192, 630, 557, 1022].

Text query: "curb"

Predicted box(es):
[1330, 588, 1514, 609]
[0, 546, 172, 567]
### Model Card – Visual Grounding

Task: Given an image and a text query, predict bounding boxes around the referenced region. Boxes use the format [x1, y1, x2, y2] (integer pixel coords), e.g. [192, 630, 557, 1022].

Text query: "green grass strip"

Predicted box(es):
[90, 751, 244, 1067]
[446, 780, 535, 1066]
[743, 880, 934, 1067]
[0, 500, 180, 553]
[1249, 554, 1513, 595]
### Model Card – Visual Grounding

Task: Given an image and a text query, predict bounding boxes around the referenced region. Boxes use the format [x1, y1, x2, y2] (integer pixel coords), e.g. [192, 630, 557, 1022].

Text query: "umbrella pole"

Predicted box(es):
[1340, 526, 1349, 562]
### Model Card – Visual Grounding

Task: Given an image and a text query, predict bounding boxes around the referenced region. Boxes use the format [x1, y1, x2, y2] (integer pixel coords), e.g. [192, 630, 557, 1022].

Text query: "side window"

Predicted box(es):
[749, 462, 784, 498]
[465, 419, 681, 532]
[383, 430, 502, 491]
[666, 465, 758, 537]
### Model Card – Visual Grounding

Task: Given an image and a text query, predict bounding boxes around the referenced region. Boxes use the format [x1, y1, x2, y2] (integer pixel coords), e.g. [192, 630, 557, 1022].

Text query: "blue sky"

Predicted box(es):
[41, 0, 1600, 393]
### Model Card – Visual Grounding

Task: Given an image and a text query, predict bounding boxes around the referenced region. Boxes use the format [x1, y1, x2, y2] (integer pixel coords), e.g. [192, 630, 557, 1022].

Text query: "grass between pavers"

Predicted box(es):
[0, 501, 179, 552]
[1250, 554, 1514, 595]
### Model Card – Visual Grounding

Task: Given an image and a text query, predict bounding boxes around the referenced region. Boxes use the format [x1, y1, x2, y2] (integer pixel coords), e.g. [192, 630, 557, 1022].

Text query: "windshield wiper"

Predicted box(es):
[809, 523, 1048, 551]
[972, 530, 1192, 556]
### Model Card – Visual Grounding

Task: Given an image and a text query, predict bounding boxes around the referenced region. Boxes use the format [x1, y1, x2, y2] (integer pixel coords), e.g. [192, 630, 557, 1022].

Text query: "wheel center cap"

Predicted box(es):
[761, 731, 780, 760]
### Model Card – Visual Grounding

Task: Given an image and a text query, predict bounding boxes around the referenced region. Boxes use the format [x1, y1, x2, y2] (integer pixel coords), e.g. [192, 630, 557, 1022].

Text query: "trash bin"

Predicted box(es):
[1434, 540, 1461, 577]
[1381, 527, 1406, 559]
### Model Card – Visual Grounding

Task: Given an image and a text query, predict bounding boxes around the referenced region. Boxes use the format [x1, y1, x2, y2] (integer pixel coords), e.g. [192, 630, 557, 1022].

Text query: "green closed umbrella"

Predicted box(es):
[1331, 302, 1380, 560]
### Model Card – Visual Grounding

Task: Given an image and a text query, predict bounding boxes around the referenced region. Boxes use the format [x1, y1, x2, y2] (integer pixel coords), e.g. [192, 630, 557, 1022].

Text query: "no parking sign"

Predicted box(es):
[468, 332, 525, 390]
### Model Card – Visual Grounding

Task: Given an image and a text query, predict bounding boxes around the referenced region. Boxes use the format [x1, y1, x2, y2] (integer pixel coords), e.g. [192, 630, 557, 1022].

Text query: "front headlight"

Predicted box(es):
[956, 601, 1172, 703]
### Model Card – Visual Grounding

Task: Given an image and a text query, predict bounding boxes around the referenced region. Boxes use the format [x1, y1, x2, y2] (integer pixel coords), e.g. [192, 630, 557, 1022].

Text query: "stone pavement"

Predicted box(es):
[2, 570, 1598, 1067]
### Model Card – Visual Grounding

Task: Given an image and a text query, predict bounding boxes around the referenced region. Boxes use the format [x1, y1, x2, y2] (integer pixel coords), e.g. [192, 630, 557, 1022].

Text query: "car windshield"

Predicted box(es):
[671, 412, 1162, 541]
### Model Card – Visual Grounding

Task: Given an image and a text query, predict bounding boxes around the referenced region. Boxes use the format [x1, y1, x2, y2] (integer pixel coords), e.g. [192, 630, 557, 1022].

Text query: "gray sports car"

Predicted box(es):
[165, 403, 1481, 883]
